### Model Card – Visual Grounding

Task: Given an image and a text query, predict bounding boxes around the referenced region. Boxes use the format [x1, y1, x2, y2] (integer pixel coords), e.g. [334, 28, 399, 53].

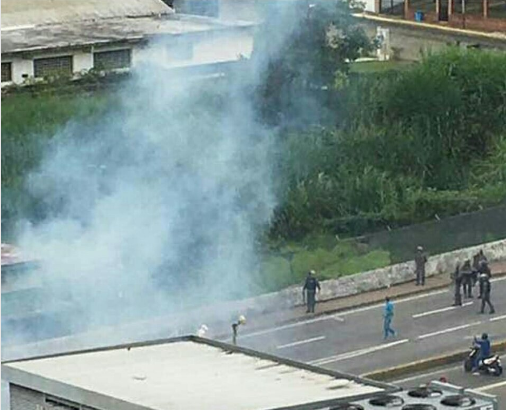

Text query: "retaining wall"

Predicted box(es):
[234, 238, 506, 314]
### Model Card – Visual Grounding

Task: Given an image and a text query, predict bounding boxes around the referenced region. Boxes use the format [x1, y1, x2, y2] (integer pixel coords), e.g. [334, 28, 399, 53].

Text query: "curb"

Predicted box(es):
[362, 340, 506, 381]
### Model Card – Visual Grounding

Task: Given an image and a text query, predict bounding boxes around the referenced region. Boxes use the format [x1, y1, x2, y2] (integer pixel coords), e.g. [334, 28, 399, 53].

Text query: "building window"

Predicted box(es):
[93, 49, 131, 70]
[2, 62, 12, 82]
[33, 56, 73, 78]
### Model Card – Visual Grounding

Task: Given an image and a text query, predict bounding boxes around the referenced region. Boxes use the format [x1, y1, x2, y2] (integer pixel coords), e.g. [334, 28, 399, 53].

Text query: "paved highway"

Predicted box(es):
[389, 354, 506, 404]
[232, 276, 506, 377]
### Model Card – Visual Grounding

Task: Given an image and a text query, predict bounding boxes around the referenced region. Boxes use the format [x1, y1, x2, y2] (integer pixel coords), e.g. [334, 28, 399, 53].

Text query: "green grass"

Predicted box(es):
[252, 238, 392, 294]
[349, 60, 416, 74]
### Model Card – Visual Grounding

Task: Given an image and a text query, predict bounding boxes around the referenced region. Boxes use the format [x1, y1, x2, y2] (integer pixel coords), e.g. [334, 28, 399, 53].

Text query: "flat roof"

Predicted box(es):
[1, 14, 255, 55]
[1, 0, 173, 28]
[2, 336, 397, 410]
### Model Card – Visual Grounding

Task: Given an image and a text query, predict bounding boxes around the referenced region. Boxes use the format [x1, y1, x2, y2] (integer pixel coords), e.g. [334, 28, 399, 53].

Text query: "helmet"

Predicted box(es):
[482, 333, 488, 340]
[309, 270, 316, 275]
[238, 315, 246, 325]
[417, 246, 423, 251]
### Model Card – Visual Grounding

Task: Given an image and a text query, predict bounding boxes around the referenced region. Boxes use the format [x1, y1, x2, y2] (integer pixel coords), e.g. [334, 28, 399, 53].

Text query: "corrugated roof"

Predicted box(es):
[1, 0, 174, 28]
[3, 337, 391, 410]
[1, 14, 254, 55]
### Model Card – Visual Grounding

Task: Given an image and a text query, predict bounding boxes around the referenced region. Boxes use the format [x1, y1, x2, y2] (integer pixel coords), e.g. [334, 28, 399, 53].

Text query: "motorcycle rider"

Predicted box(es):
[473, 333, 491, 373]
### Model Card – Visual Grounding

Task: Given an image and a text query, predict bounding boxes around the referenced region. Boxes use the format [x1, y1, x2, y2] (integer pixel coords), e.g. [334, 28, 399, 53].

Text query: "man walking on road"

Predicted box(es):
[415, 246, 427, 286]
[383, 297, 396, 340]
[303, 270, 321, 313]
[480, 274, 495, 314]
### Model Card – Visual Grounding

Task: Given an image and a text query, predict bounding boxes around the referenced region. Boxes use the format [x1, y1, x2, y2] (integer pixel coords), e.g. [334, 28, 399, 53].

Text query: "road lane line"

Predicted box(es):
[413, 302, 473, 318]
[417, 321, 482, 340]
[238, 314, 343, 339]
[489, 314, 506, 322]
[475, 380, 506, 392]
[234, 275, 506, 341]
[276, 336, 326, 349]
[309, 339, 409, 365]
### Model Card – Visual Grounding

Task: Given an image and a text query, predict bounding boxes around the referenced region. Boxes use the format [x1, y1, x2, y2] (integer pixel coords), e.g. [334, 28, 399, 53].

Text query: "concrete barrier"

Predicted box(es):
[224, 238, 506, 314]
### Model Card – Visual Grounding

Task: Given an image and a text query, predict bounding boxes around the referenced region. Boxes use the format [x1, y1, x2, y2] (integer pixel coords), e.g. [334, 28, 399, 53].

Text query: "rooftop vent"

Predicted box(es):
[407, 387, 443, 398]
[440, 395, 477, 407]
[369, 395, 404, 407]
[329, 404, 365, 410]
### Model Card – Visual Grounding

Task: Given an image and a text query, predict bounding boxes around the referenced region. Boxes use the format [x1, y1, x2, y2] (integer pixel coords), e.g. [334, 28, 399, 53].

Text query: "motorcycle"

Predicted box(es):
[464, 340, 503, 376]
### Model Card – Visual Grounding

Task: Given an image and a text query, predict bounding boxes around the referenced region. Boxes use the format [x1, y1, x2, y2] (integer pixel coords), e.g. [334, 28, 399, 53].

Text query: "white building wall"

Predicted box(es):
[3, 57, 34, 84]
[73, 51, 93, 74]
[363, 0, 378, 12]
[191, 30, 253, 65]
[2, 29, 253, 87]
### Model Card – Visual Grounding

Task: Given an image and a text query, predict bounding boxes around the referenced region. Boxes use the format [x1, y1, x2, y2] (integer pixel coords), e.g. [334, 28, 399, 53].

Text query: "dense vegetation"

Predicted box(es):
[270, 50, 506, 240]
[2, 2, 506, 293]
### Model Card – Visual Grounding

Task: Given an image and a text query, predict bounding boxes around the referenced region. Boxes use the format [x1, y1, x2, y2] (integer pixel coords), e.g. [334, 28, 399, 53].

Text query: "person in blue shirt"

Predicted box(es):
[473, 333, 491, 372]
[383, 297, 396, 340]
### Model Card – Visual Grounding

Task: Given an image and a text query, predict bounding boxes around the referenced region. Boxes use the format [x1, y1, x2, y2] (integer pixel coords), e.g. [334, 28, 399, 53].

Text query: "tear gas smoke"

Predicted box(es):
[3, 1, 339, 353]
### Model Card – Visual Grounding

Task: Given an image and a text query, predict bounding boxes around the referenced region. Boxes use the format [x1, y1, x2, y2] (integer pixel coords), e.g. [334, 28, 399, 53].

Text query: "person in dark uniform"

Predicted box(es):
[452, 263, 462, 306]
[460, 259, 474, 298]
[303, 270, 321, 313]
[415, 246, 427, 286]
[477, 260, 492, 299]
[480, 274, 495, 314]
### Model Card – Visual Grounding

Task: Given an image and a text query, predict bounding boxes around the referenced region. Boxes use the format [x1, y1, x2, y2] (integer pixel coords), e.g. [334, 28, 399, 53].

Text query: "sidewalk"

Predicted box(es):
[232, 260, 506, 337]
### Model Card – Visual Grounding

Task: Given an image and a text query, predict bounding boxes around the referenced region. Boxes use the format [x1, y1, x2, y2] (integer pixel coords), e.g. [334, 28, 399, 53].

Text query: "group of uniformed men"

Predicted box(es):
[452, 250, 495, 314]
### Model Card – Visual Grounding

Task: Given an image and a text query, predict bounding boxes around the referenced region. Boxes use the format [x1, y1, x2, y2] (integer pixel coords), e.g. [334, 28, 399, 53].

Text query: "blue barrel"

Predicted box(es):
[414, 11, 424, 22]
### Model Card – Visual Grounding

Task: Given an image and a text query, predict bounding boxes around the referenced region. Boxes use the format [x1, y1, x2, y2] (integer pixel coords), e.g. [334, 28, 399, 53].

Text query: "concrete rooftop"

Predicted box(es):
[2, 337, 390, 410]
[1, 14, 255, 55]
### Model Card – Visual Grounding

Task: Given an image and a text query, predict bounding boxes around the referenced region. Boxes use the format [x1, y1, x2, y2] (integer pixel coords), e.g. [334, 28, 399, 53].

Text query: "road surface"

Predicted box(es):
[231, 276, 506, 377]
[388, 354, 506, 404]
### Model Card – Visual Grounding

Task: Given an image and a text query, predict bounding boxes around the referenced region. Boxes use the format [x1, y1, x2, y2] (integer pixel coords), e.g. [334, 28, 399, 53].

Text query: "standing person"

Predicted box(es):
[480, 274, 495, 314]
[477, 260, 492, 299]
[461, 260, 474, 298]
[452, 263, 463, 307]
[231, 315, 246, 345]
[302, 270, 321, 313]
[414, 246, 428, 286]
[383, 297, 396, 340]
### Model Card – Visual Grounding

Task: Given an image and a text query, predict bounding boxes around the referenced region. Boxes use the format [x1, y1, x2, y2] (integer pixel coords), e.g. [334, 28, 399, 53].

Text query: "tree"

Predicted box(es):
[253, 0, 371, 126]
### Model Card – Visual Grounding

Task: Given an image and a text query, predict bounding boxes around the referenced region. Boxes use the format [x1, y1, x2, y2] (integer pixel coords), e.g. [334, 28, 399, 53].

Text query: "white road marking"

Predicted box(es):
[276, 336, 326, 349]
[309, 339, 409, 365]
[391, 365, 462, 384]
[232, 274, 506, 341]
[417, 321, 482, 340]
[475, 380, 506, 392]
[238, 314, 343, 339]
[489, 314, 506, 322]
[413, 302, 473, 318]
